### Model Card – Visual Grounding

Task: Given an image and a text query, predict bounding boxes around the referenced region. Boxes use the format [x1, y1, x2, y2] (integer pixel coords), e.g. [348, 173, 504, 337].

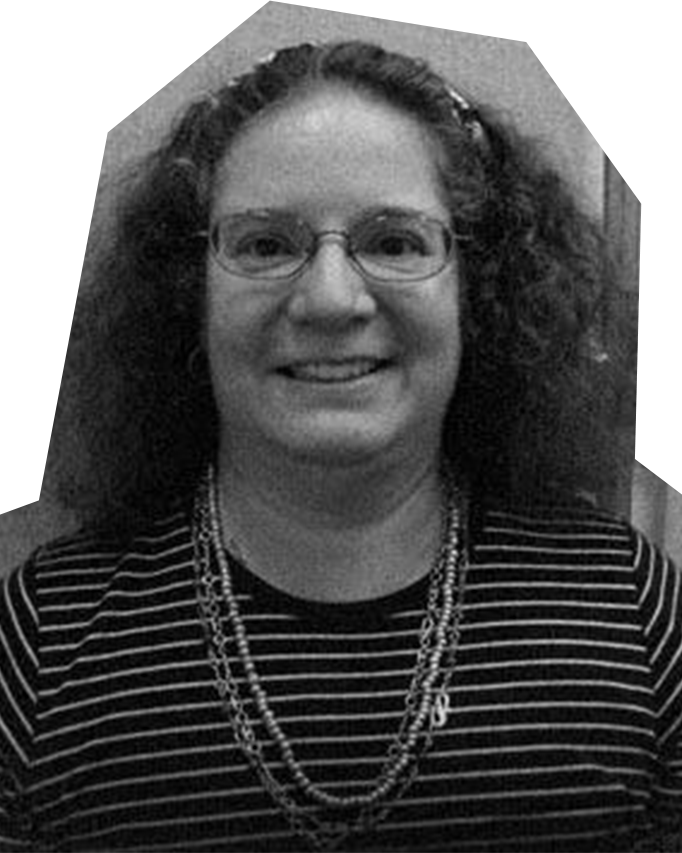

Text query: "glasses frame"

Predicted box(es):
[203, 209, 464, 284]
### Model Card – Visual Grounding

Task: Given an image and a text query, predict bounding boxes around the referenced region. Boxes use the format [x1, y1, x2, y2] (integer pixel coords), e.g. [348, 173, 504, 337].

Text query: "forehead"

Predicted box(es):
[211, 86, 449, 221]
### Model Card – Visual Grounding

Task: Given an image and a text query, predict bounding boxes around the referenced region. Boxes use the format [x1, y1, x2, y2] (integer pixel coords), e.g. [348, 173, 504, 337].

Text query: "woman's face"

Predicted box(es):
[206, 86, 462, 469]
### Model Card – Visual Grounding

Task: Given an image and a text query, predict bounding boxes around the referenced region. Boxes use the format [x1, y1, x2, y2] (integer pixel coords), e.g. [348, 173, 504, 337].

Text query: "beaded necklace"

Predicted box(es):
[193, 465, 468, 851]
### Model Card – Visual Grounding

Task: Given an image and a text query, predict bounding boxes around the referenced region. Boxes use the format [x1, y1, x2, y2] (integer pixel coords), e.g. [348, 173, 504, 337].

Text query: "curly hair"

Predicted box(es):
[53, 40, 634, 525]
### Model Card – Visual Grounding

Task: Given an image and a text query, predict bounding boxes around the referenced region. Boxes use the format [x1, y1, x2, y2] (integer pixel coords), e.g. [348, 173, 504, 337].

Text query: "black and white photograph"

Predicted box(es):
[0, 3, 679, 850]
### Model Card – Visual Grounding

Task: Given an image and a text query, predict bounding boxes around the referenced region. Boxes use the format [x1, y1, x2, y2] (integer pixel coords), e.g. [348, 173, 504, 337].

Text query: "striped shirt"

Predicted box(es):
[1, 496, 682, 852]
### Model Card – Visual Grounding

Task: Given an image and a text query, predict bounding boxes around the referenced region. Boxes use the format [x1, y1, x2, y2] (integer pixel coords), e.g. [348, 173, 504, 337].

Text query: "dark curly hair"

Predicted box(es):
[53, 40, 635, 525]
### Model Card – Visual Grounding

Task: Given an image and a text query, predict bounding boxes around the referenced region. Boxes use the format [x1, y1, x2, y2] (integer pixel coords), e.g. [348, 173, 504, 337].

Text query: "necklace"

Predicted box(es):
[193, 464, 468, 851]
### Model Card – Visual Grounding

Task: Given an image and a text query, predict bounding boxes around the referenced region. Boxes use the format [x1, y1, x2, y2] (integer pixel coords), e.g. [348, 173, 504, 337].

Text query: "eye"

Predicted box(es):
[211, 213, 314, 277]
[233, 231, 299, 264]
[354, 216, 437, 266]
[361, 229, 428, 258]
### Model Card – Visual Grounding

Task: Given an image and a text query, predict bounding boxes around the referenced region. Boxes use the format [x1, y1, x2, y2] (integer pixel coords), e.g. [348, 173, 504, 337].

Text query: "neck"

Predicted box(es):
[213, 444, 446, 602]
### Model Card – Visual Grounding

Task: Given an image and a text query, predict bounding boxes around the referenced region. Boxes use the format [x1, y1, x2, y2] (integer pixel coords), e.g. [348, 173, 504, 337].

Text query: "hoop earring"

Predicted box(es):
[188, 347, 210, 382]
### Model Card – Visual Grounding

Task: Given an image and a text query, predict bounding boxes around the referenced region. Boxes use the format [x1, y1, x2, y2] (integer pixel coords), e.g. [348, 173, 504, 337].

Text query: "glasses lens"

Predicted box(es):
[213, 213, 311, 277]
[351, 214, 451, 280]
[210, 211, 454, 282]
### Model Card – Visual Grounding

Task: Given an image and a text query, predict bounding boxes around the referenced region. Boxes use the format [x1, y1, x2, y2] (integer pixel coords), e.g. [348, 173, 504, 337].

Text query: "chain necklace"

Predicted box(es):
[193, 464, 468, 851]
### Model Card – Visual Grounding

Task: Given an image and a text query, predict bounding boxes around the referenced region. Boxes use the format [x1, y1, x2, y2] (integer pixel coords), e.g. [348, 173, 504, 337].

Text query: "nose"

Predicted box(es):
[286, 235, 377, 326]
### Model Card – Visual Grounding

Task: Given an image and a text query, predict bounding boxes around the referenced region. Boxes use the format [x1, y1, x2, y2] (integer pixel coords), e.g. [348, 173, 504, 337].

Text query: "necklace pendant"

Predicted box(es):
[431, 689, 450, 729]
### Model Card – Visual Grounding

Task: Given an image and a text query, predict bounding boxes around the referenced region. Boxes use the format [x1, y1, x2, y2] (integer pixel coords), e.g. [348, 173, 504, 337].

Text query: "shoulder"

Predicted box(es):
[470, 497, 675, 601]
[472, 499, 635, 551]
[3, 502, 195, 601]
[0, 502, 197, 689]
[468, 498, 651, 586]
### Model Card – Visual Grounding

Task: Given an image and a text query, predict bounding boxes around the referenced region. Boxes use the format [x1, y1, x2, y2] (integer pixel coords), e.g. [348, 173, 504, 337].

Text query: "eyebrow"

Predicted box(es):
[350, 205, 438, 223]
[215, 205, 444, 225]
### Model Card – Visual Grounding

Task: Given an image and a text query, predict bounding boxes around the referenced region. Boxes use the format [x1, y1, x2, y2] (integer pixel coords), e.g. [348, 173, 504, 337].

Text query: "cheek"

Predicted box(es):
[205, 291, 260, 414]
[417, 280, 463, 401]
[205, 286, 236, 353]
[205, 275, 270, 361]
[411, 274, 462, 356]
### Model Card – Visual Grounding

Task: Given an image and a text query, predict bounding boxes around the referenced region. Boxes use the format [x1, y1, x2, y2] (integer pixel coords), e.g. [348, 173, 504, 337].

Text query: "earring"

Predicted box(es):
[187, 347, 210, 382]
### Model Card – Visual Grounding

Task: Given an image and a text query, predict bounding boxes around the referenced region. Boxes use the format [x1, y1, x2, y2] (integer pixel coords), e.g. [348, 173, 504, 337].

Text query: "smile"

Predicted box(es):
[279, 358, 390, 383]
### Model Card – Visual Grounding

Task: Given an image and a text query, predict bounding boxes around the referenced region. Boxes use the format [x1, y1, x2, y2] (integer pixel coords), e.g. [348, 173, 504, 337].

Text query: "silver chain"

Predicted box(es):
[193, 466, 468, 851]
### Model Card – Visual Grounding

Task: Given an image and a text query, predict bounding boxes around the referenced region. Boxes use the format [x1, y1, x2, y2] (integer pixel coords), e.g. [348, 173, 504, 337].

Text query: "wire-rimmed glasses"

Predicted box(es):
[206, 209, 460, 284]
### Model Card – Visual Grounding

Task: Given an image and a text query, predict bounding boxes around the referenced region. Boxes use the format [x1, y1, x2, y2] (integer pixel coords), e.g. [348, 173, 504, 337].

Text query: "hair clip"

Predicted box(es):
[444, 83, 473, 115]
[444, 83, 484, 141]
[253, 41, 321, 70]
[254, 50, 279, 68]
[172, 156, 197, 171]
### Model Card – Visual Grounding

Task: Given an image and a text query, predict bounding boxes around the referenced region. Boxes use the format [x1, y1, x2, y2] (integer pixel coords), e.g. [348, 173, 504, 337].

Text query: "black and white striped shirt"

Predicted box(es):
[1, 496, 682, 851]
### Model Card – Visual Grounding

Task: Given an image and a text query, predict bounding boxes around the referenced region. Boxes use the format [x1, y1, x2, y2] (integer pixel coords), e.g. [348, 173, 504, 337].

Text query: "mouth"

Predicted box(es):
[277, 358, 392, 383]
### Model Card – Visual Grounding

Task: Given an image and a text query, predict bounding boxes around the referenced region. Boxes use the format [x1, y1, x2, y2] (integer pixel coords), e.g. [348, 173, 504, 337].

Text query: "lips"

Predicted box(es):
[278, 357, 391, 383]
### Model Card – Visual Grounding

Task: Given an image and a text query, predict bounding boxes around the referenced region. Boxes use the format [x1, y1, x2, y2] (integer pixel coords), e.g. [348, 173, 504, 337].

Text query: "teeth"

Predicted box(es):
[286, 359, 383, 382]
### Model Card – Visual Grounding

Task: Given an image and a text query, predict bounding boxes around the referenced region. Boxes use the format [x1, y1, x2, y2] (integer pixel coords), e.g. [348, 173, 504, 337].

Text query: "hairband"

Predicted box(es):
[210, 43, 484, 142]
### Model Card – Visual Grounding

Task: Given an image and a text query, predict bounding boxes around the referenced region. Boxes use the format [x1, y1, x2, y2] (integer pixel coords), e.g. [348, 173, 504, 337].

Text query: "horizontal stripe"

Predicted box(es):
[0, 500, 679, 851]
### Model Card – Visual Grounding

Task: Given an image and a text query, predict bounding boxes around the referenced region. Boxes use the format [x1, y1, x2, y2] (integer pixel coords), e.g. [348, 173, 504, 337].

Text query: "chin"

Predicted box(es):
[266, 428, 396, 465]
[266, 418, 417, 469]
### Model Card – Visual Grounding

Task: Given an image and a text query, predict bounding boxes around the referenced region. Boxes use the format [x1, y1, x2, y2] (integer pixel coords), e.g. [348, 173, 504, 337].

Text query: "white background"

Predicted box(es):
[1, 0, 679, 514]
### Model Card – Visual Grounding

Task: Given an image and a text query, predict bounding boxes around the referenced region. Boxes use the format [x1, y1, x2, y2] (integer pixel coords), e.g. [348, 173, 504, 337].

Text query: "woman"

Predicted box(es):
[0, 41, 672, 852]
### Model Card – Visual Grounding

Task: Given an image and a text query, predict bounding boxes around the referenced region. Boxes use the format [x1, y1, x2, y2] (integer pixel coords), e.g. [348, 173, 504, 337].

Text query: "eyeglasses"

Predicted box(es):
[206, 209, 460, 283]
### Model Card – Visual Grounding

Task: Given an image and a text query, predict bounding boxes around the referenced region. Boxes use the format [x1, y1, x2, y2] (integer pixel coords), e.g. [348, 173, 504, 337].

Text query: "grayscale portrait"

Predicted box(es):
[1, 5, 677, 851]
